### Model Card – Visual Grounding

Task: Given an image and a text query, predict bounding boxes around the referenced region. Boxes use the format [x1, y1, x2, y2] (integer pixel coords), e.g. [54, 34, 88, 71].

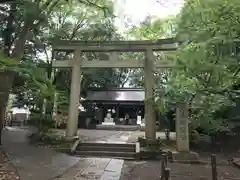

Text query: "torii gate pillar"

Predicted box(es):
[66, 49, 82, 138]
[144, 49, 156, 140]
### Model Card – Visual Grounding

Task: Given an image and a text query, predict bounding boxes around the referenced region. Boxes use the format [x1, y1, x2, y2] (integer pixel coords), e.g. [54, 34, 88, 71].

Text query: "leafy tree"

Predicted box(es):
[125, 0, 240, 134]
[0, 0, 117, 143]
[127, 15, 178, 40]
[163, 0, 240, 133]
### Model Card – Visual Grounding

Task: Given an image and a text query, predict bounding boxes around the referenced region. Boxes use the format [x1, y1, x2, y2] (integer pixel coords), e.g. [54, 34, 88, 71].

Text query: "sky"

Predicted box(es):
[112, 0, 184, 87]
[114, 0, 184, 32]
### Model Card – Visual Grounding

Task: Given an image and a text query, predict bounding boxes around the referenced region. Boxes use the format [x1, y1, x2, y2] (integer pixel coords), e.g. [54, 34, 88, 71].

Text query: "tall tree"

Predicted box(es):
[161, 0, 240, 132]
[0, 0, 113, 143]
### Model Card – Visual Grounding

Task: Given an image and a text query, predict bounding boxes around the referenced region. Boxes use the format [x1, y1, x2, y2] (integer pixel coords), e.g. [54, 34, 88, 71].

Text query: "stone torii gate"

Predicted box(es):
[51, 38, 189, 152]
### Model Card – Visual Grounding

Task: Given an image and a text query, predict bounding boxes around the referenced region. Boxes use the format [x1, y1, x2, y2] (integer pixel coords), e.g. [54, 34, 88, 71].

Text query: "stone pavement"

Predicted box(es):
[2, 127, 81, 180]
[55, 158, 123, 180]
[2, 127, 131, 180]
[53, 130, 132, 180]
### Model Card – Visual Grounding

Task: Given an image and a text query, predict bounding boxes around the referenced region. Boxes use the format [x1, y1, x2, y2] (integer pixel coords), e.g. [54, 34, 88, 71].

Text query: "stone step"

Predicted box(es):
[78, 146, 135, 152]
[75, 150, 136, 160]
[79, 142, 135, 148]
[96, 124, 140, 131]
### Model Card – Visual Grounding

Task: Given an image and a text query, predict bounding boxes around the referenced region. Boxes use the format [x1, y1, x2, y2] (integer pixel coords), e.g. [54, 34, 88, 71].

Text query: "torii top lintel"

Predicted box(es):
[51, 38, 178, 52]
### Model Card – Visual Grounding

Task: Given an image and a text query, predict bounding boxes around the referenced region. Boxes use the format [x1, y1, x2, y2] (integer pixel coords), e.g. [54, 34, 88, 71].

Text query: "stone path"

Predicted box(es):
[2, 127, 81, 180]
[2, 127, 132, 180]
[55, 158, 123, 180]
[54, 130, 132, 180]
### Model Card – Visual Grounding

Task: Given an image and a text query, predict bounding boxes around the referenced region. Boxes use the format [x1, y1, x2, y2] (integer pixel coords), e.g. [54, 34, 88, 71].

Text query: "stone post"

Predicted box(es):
[144, 49, 156, 140]
[52, 92, 58, 119]
[66, 49, 82, 138]
[116, 105, 119, 124]
[176, 103, 189, 152]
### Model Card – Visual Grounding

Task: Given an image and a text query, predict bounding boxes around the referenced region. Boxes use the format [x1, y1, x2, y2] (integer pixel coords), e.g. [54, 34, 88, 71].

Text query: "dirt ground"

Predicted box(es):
[0, 149, 20, 180]
[120, 160, 240, 180]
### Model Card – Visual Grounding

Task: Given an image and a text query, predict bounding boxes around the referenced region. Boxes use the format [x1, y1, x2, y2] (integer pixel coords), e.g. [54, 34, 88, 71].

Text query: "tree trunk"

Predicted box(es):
[11, 20, 33, 60]
[0, 71, 13, 145]
[3, 3, 16, 56]
[0, 4, 16, 132]
[0, 0, 61, 143]
[1, 19, 35, 122]
[0, 107, 4, 145]
[0, 20, 33, 142]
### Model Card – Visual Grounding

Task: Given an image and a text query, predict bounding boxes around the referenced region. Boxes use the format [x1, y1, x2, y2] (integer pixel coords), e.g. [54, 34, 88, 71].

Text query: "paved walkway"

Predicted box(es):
[55, 158, 123, 180]
[2, 127, 132, 180]
[2, 127, 81, 180]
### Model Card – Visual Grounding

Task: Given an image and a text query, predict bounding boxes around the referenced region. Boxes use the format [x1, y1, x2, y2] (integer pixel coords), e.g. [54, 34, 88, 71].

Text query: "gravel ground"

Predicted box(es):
[120, 161, 240, 180]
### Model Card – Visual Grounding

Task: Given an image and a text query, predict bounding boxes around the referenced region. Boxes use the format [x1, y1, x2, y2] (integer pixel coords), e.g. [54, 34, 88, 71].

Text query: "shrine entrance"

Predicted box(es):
[51, 38, 189, 152]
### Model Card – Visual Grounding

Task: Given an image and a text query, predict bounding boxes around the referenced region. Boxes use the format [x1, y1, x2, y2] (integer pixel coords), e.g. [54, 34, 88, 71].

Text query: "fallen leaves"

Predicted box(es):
[0, 150, 20, 180]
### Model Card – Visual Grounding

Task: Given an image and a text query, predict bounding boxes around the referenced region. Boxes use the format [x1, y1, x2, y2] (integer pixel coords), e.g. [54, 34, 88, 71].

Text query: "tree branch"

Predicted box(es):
[77, 0, 114, 17]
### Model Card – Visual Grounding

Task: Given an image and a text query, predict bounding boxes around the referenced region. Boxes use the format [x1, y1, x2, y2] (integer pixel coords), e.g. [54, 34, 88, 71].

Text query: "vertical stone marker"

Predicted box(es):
[66, 49, 82, 138]
[176, 103, 189, 152]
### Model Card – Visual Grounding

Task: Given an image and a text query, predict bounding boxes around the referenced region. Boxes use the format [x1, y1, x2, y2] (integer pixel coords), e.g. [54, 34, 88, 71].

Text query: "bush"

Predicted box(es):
[138, 136, 163, 150]
[29, 112, 54, 132]
[189, 129, 200, 145]
[29, 130, 65, 146]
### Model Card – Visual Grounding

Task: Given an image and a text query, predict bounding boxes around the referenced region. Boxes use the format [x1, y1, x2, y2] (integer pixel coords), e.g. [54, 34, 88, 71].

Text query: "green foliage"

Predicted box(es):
[0, 53, 19, 70]
[127, 15, 178, 40]
[170, 0, 240, 132]
[28, 130, 65, 146]
[127, 0, 240, 133]
[29, 112, 54, 131]
[138, 136, 163, 150]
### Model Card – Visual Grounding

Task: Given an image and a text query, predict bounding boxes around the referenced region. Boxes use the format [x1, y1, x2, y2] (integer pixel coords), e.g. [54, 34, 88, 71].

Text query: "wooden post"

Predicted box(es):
[176, 103, 189, 152]
[211, 154, 218, 180]
[161, 154, 168, 180]
[161, 160, 166, 180]
[144, 49, 156, 140]
[66, 49, 82, 138]
[164, 154, 168, 165]
[164, 168, 171, 180]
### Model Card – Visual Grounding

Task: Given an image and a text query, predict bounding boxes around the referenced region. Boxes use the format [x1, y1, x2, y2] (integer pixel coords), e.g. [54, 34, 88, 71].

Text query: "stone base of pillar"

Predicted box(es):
[64, 135, 79, 142]
[171, 151, 200, 163]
